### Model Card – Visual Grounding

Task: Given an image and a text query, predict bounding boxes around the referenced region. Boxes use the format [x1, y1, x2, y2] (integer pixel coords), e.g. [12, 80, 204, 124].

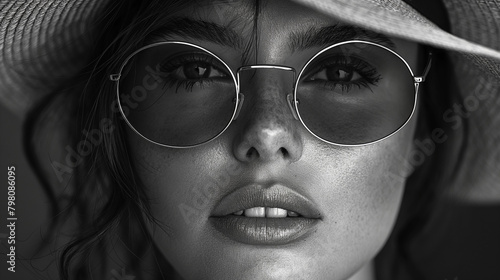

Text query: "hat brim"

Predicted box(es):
[1, 0, 500, 202]
[293, 0, 500, 61]
[1, 0, 500, 113]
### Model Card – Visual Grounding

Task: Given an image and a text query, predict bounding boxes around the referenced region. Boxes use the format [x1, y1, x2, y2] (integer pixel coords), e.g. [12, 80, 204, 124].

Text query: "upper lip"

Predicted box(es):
[210, 183, 322, 219]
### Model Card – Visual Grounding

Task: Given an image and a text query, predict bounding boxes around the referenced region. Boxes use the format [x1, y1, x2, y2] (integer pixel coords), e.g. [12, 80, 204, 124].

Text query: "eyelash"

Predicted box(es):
[159, 53, 230, 92]
[304, 56, 381, 93]
[157, 53, 380, 94]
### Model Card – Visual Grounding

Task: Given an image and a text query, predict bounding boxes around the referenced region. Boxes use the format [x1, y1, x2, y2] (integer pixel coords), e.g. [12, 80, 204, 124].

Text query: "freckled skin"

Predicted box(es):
[234, 71, 303, 160]
[126, 0, 421, 279]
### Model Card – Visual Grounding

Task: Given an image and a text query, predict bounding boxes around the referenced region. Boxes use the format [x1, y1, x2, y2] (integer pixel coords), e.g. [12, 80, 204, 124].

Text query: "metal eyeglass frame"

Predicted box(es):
[110, 40, 432, 149]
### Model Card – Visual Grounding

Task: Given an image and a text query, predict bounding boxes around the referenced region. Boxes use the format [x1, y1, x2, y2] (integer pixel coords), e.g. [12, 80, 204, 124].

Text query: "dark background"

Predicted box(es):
[1, 102, 499, 280]
[0, 104, 52, 280]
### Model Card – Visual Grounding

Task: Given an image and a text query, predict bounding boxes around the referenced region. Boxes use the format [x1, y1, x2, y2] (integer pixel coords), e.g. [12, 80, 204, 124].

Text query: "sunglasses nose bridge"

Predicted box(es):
[233, 65, 297, 120]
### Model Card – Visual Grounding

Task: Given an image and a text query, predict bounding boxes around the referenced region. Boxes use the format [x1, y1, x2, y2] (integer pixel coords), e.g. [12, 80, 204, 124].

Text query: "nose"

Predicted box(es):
[232, 69, 303, 163]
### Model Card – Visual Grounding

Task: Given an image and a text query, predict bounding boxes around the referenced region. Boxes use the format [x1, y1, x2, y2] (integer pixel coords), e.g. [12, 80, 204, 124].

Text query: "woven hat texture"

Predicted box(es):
[294, 0, 500, 202]
[1, 0, 499, 201]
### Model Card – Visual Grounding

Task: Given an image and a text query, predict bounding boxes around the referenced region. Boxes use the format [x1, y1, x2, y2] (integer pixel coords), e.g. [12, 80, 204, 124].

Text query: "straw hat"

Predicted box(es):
[1, 0, 499, 202]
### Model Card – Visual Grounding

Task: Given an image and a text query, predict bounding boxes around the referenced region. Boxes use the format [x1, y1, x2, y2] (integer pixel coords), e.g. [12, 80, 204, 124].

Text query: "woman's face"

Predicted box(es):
[126, 0, 420, 279]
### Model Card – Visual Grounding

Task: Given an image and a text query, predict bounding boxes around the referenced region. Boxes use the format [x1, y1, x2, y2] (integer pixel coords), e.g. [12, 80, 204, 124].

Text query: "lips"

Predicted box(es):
[210, 183, 322, 245]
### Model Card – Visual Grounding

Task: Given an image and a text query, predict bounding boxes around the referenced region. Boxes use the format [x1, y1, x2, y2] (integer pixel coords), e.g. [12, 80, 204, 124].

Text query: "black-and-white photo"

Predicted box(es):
[1, 1, 499, 279]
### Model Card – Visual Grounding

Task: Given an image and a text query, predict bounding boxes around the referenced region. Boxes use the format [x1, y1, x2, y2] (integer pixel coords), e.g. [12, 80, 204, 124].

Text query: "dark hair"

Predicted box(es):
[24, 1, 263, 279]
[375, 1, 467, 277]
[24, 0, 463, 279]
[374, 47, 465, 279]
[25, 1, 190, 279]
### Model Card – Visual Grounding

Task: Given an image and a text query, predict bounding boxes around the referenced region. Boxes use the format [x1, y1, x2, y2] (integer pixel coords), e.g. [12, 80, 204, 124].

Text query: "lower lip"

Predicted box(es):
[209, 216, 320, 245]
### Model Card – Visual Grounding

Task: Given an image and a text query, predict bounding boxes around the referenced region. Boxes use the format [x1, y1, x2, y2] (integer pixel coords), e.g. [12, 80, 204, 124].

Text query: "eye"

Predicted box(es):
[156, 52, 233, 92]
[307, 65, 361, 83]
[301, 55, 381, 93]
[176, 60, 228, 80]
[159, 52, 230, 80]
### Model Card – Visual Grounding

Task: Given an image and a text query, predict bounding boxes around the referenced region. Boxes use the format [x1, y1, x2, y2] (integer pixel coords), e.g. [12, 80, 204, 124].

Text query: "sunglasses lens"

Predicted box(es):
[296, 42, 416, 145]
[118, 43, 237, 147]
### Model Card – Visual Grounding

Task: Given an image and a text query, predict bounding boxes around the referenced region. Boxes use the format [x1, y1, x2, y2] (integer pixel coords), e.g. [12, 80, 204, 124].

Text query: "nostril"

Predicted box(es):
[279, 147, 289, 157]
[245, 147, 289, 160]
[246, 147, 259, 158]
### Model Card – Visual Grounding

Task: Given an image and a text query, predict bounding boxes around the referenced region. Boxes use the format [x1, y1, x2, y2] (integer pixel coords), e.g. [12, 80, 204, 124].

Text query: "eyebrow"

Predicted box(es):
[148, 18, 244, 49]
[149, 18, 394, 52]
[288, 25, 396, 52]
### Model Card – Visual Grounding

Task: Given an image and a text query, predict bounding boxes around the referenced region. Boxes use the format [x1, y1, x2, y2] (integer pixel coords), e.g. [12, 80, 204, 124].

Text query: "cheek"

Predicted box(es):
[127, 130, 233, 272]
[303, 111, 417, 270]
[125, 98, 419, 280]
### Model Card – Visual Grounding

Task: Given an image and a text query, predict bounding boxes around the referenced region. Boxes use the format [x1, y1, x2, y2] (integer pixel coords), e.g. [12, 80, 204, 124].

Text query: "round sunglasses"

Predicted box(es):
[110, 40, 432, 148]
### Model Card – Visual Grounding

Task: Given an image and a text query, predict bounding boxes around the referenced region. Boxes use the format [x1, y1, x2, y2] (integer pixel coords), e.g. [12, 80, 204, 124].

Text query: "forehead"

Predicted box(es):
[189, 0, 339, 29]
[155, 2, 395, 54]
[145, 0, 418, 69]
[172, 0, 355, 42]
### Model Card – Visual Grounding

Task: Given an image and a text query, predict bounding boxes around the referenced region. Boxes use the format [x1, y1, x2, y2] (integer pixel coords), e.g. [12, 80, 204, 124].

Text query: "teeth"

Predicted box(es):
[244, 207, 265, 217]
[266, 207, 287, 218]
[232, 207, 300, 218]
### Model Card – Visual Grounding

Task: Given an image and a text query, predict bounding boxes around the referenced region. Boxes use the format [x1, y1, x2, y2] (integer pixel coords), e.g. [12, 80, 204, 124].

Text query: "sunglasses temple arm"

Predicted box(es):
[414, 52, 433, 83]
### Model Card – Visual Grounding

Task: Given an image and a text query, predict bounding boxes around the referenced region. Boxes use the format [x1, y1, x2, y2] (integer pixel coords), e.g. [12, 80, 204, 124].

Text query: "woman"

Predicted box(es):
[1, 0, 499, 279]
